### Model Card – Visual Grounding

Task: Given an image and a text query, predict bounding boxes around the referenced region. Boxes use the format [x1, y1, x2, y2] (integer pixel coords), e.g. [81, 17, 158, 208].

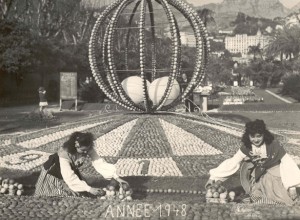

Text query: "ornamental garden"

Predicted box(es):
[1, 111, 300, 219]
[1, 0, 300, 219]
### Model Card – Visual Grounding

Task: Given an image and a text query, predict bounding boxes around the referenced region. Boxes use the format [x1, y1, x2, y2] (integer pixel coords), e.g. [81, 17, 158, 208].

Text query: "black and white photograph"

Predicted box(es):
[1, 0, 300, 219]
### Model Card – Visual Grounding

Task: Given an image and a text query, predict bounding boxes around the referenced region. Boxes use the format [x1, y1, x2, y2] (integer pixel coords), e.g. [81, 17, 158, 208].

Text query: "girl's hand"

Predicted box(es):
[117, 177, 129, 185]
[75, 157, 85, 167]
[89, 187, 104, 196]
[115, 177, 129, 189]
[205, 179, 215, 189]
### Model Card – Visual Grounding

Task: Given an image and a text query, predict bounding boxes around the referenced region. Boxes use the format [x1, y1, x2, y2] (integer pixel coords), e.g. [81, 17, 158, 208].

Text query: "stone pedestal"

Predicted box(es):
[202, 95, 208, 112]
[193, 92, 209, 112]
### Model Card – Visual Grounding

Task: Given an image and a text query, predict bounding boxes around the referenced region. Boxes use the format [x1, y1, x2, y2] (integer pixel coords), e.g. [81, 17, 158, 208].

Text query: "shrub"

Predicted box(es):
[78, 81, 106, 103]
[281, 74, 300, 102]
[47, 80, 59, 102]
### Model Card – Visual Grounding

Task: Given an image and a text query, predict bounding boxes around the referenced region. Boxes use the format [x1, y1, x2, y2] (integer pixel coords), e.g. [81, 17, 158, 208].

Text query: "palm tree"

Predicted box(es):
[248, 43, 262, 60]
[266, 26, 300, 61]
[196, 8, 215, 27]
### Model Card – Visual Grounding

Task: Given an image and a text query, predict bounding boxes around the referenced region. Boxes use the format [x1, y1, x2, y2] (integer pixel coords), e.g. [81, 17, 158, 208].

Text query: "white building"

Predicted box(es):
[81, 0, 113, 8]
[212, 38, 224, 43]
[181, 32, 196, 47]
[211, 51, 225, 57]
[265, 26, 273, 34]
[219, 29, 234, 35]
[232, 56, 250, 64]
[165, 31, 196, 47]
[225, 30, 270, 55]
[275, 25, 284, 30]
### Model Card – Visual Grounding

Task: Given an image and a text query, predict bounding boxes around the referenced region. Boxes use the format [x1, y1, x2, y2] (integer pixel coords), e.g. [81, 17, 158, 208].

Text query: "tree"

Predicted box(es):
[281, 74, 300, 101]
[205, 55, 233, 86]
[245, 59, 285, 88]
[248, 43, 262, 60]
[231, 12, 279, 35]
[210, 40, 225, 52]
[0, 20, 37, 94]
[1, 0, 98, 45]
[0, 0, 107, 103]
[196, 8, 215, 27]
[0, 0, 15, 20]
[266, 26, 300, 61]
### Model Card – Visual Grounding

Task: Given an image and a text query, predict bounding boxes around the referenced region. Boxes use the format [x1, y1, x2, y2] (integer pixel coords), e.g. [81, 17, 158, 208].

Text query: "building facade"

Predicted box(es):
[225, 30, 270, 55]
[180, 32, 196, 47]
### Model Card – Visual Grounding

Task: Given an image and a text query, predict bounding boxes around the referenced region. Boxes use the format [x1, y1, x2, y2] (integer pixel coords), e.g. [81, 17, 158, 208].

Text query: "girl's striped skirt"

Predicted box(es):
[34, 167, 80, 197]
[241, 162, 294, 206]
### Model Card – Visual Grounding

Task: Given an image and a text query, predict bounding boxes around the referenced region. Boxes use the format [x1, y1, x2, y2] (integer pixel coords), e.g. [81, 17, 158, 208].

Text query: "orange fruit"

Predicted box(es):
[211, 187, 217, 193]
[206, 191, 213, 198]
[215, 180, 222, 186]
[229, 191, 235, 199]
[122, 183, 130, 191]
[110, 179, 118, 187]
[108, 185, 115, 191]
[16, 190, 23, 196]
[218, 187, 224, 193]
[213, 192, 220, 198]
[17, 184, 23, 190]
[219, 192, 227, 199]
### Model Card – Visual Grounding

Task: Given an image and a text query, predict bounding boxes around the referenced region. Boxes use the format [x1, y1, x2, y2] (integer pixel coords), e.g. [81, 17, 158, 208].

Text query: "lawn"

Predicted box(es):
[267, 87, 299, 103]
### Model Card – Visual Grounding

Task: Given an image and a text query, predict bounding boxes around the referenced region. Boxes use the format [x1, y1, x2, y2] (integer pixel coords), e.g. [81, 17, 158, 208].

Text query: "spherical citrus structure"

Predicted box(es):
[89, 0, 209, 113]
[121, 76, 150, 104]
[148, 77, 180, 106]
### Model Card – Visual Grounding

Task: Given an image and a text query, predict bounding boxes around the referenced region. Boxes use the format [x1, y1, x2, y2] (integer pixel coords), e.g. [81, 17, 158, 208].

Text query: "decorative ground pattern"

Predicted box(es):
[1, 113, 300, 219]
[1, 113, 299, 177]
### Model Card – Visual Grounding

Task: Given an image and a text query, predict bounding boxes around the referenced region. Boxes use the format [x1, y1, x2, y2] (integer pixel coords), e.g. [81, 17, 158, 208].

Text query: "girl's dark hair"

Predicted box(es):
[241, 119, 274, 149]
[62, 132, 94, 154]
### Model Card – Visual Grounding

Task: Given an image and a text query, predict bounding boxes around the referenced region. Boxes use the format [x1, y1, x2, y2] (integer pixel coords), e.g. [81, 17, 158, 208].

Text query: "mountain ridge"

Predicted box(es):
[195, 0, 290, 30]
[291, 2, 300, 12]
[197, 0, 289, 17]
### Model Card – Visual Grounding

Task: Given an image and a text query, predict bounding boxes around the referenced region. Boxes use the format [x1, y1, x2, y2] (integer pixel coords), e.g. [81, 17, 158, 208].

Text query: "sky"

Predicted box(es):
[186, 0, 300, 9]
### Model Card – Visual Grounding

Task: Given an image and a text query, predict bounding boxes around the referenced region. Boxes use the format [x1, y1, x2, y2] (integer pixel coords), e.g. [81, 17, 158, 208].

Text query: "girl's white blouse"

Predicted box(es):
[209, 144, 300, 189]
[59, 148, 118, 192]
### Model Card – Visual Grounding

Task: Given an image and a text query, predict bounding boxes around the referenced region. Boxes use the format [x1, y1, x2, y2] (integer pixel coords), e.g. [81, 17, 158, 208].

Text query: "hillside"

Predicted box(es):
[198, 0, 290, 29]
[291, 2, 300, 12]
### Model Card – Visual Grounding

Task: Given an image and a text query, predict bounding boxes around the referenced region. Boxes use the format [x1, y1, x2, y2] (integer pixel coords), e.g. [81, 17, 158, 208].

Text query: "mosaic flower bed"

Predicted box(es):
[118, 117, 172, 158]
[220, 103, 300, 112]
[1, 113, 298, 179]
[0, 195, 300, 219]
[12, 114, 126, 144]
[231, 87, 255, 96]
[161, 116, 242, 156]
[0, 112, 300, 219]
[221, 87, 264, 105]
